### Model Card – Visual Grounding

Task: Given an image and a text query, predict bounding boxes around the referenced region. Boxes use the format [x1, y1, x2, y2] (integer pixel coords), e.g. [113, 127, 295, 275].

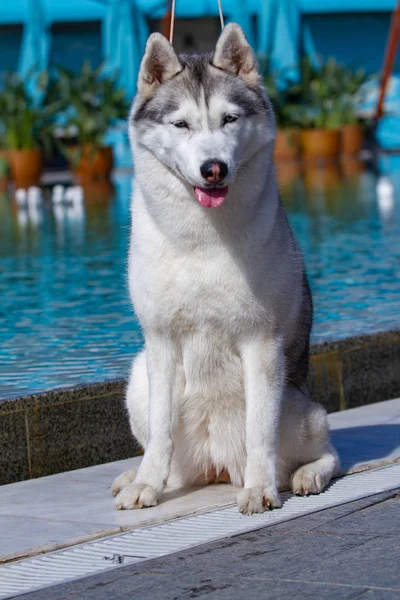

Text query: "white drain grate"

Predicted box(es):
[1, 463, 400, 599]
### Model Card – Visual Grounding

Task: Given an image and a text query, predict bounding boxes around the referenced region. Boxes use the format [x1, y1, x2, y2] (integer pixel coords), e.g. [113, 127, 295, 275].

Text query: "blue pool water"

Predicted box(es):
[1, 157, 400, 400]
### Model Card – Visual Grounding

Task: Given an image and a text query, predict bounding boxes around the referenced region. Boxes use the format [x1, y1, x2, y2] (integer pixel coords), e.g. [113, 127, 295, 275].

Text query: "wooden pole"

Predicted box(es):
[376, 0, 400, 121]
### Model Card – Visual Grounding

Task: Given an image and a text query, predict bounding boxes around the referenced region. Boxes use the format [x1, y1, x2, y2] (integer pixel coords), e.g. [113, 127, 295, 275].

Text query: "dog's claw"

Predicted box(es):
[111, 468, 138, 497]
[291, 464, 329, 496]
[237, 486, 282, 515]
[115, 483, 159, 510]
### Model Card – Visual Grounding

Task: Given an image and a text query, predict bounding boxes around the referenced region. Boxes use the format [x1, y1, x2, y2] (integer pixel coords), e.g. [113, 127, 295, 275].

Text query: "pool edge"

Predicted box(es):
[1, 328, 400, 486]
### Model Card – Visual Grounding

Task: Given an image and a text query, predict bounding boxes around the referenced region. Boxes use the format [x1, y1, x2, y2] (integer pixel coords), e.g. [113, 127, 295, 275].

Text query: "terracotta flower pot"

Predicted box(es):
[274, 129, 301, 162]
[341, 123, 363, 156]
[300, 129, 340, 163]
[69, 145, 114, 182]
[8, 148, 43, 189]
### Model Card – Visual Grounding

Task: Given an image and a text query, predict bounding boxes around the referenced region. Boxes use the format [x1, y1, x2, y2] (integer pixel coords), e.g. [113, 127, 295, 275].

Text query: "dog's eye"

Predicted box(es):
[223, 114, 238, 125]
[173, 121, 188, 129]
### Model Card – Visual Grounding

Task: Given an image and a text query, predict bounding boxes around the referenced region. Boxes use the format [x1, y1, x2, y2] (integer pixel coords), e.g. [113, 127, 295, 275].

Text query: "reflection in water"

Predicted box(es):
[83, 180, 115, 209]
[275, 161, 302, 192]
[0, 168, 399, 399]
[341, 158, 364, 178]
[303, 162, 342, 193]
[281, 161, 371, 222]
[376, 176, 396, 224]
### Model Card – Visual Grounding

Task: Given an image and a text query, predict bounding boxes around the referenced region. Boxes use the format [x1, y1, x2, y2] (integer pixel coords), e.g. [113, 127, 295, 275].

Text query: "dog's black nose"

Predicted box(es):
[200, 160, 228, 183]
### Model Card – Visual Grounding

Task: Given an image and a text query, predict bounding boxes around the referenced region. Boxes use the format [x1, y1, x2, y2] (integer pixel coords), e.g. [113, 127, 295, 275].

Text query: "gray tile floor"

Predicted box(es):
[15, 490, 400, 600]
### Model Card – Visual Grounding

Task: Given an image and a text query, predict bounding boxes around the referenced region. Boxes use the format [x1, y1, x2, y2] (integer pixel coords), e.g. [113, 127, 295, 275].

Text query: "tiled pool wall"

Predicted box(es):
[1, 328, 399, 486]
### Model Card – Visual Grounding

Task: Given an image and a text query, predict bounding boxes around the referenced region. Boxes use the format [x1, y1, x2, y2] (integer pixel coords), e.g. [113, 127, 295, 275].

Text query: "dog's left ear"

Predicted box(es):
[212, 23, 259, 85]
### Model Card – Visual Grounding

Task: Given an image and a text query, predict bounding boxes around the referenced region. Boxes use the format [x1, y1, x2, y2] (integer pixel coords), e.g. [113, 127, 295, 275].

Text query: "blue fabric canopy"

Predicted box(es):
[227, 0, 255, 50]
[13, 0, 322, 99]
[18, 0, 50, 102]
[255, 0, 318, 79]
[102, 0, 148, 99]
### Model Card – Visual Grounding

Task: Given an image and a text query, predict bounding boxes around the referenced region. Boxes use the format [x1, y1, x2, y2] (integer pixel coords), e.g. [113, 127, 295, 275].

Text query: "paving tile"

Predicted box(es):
[0, 457, 237, 560]
[329, 397, 400, 472]
[0, 515, 118, 562]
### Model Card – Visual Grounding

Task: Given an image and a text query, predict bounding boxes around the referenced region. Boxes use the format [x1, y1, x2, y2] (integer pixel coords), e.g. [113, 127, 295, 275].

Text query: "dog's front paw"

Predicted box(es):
[115, 482, 160, 510]
[111, 468, 138, 497]
[237, 486, 282, 515]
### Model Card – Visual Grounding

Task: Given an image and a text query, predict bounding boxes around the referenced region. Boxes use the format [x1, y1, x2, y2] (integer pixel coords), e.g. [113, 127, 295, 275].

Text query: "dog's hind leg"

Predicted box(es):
[279, 386, 340, 496]
[291, 440, 339, 496]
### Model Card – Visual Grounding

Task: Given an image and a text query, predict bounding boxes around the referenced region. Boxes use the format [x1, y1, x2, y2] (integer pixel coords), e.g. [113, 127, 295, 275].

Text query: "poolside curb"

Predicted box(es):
[1, 329, 400, 486]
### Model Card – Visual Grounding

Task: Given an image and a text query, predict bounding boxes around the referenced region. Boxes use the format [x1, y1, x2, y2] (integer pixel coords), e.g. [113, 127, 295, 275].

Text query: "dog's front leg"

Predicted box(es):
[237, 336, 284, 515]
[115, 335, 175, 510]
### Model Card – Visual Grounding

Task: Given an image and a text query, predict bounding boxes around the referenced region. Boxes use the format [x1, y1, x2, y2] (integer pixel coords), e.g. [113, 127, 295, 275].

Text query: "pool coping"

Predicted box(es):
[1, 328, 400, 486]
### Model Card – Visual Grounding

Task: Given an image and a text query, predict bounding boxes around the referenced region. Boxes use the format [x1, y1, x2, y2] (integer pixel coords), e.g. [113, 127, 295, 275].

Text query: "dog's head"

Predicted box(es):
[131, 24, 275, 208]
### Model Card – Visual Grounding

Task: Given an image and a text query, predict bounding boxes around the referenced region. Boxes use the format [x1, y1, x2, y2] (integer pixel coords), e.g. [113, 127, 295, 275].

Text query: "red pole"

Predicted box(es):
[376, 0, 400, 121]
[163, 0, 172, 39]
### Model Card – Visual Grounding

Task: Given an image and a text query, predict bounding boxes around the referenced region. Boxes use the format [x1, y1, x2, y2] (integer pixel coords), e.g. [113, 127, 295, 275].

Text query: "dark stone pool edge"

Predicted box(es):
[1, 328, 400, 486]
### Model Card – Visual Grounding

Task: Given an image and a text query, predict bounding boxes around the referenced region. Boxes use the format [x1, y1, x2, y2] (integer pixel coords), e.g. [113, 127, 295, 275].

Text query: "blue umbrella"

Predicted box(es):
[103, 0, 147, 99]
[18, 0, 50, 102]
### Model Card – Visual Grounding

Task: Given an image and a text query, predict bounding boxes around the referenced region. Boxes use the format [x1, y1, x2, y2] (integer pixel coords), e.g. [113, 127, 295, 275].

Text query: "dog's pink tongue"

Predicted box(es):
[194, 187, 228, 208]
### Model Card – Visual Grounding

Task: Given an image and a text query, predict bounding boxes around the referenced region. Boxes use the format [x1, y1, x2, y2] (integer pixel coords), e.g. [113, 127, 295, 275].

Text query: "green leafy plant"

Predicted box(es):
[264, 69, 304, 129]
[264, 56, 370, 130]
[0, 121, 5, 149]
[0, 72, 61, 152]
[48, 60, 130, 150]
[0, 156, 8, 178]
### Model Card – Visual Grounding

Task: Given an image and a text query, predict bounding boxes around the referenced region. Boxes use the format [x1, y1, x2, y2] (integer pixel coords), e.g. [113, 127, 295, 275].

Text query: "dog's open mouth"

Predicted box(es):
[194, 186, 228, 208]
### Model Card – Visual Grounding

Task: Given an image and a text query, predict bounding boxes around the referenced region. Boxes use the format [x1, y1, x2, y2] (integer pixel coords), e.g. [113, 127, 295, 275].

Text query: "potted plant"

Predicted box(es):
[264, 69, 302, 162]
[295, 102, 342, 162]
[0, 154, 8, 192]
[292, 57, 344, 162]
[53, 61, 129, 182]
[0, 120, 8, 191]
[336, 67, 368, 156]
[340, 101, 364, 156]
[0, 72, 60, 188]
[0, 93, 10, 187]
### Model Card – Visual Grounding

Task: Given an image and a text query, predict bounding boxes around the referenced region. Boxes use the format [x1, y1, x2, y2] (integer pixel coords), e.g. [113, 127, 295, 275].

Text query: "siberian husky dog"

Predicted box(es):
[112, 24, 340, 514]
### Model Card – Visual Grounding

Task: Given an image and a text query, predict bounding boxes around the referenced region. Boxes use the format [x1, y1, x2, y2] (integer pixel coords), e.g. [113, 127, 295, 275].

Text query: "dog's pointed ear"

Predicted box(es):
[138, 33, 182, 97]
[212, 23, 259, 85]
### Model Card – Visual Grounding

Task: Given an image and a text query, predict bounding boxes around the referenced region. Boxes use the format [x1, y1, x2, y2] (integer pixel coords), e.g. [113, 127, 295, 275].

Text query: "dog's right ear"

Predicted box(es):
[137, 33, 182, 97]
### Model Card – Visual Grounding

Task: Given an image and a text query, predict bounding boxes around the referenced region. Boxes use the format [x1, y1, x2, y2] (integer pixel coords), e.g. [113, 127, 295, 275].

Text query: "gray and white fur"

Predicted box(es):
[112, 24, 340, 515]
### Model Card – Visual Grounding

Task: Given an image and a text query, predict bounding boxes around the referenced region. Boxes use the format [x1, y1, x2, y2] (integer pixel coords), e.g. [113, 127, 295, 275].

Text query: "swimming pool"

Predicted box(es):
[1, 157, 399, 399]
